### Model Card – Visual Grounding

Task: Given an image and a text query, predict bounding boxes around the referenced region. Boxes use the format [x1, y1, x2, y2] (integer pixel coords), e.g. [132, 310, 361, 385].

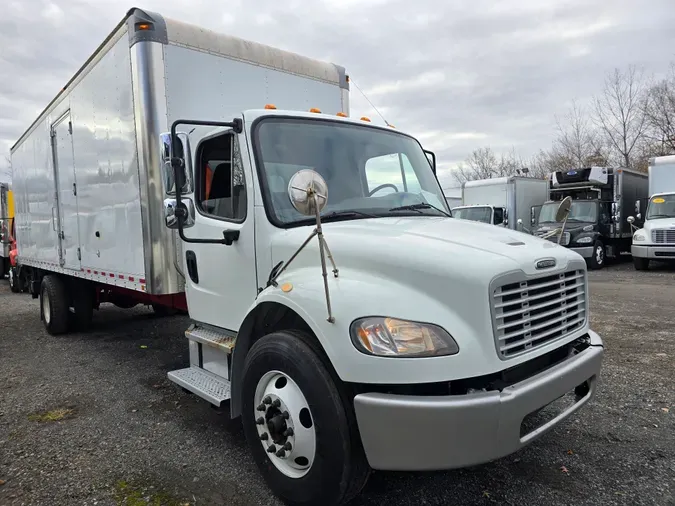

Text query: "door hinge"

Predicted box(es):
[77, 247, 81, 261]
[73, 183, 77, 196]
[60, 230, 65, 240]
[68, 121, 73, 135]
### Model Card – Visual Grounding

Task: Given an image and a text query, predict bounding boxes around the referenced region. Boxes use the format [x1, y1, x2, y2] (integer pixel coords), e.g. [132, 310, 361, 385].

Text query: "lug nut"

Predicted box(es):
[283, 442, 292, 451]
[256, 417, 264, 425]
[259, 433, 268, 441]
[283, 428, 294, 437]
[282, 411, 290, 420]
[272, 399, 281, 407]
[275, 449, 286, 458]
[256, 404, 266, 412]
[263, 396, 272, 405]
[267, 445, 276, 453]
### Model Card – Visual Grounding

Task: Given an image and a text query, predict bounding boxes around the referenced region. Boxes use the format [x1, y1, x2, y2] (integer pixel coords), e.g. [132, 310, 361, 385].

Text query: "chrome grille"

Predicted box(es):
[491, 269, 587, 359]
[651, 229, 675, 244]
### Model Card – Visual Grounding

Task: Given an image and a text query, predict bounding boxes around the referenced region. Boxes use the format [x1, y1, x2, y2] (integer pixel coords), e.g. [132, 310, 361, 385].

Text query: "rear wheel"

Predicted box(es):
[588, 240, 605, 270]
[633, 256, 650, 271]
[241, 330, 370, 506]
[40, 276, 70, 335]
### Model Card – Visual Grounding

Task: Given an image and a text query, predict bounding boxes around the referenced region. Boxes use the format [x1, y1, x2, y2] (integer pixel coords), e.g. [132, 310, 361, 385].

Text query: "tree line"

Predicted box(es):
[453, 63, 675, 184]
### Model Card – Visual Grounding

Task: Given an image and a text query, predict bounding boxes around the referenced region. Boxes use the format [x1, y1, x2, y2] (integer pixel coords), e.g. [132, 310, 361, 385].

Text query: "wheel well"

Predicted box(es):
[230, 302, 320, 419]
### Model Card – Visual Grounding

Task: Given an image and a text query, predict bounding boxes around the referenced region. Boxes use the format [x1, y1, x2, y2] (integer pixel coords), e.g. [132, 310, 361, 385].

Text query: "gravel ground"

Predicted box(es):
[1, 261, 674, 506]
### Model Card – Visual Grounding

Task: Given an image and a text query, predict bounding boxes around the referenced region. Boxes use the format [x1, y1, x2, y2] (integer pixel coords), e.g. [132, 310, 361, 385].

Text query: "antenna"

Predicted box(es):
[349, 78, 391, 127]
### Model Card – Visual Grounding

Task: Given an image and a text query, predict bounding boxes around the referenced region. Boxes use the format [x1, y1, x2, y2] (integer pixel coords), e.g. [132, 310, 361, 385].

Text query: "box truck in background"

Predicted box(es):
[10, 7, 604, 505]
[0, 183, 14, 278]
[451, 176, 548, 232]
[629, 155, 675, 270]
[534, 167, 648, 269]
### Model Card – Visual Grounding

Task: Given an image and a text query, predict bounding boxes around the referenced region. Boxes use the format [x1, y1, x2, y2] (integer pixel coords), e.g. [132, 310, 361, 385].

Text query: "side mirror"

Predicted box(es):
[627, 216, 635, 224]
[424, 149, 436, 175]
[635, 200, 640, 214]
[164, 197, 195, 229]
[160, 132, 193, 195]
[637, 213, 642, 220]
[530, 206, 536, 226]
[503, 207, 508, 227]
[611, 202, 619, 223]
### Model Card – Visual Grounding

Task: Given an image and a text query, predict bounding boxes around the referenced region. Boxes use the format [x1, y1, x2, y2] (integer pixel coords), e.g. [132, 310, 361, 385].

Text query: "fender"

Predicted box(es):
[229, 266, 480, 417]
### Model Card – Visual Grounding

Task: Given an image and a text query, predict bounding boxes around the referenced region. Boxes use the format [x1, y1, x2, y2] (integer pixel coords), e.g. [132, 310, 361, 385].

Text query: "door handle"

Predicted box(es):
[185, 250, 199, 283]
[222, 229, 240, 246]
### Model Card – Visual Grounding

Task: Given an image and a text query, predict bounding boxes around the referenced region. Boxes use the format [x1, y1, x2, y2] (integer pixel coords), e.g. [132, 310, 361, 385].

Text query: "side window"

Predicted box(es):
[364, 153, 421, 195]
[197, 132, 247, 221]
[493, 207, 504, 225]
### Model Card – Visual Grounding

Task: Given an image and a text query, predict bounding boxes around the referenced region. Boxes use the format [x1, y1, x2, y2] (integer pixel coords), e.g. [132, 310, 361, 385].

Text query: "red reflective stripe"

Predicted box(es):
[129, 276, 135, 282]
[140, 278, 146, 284]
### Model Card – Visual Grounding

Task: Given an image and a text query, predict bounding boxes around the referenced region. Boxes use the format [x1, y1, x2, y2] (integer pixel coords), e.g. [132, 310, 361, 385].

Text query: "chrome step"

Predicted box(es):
[185, 324, 236, 354]
[168, 367, 231, 406]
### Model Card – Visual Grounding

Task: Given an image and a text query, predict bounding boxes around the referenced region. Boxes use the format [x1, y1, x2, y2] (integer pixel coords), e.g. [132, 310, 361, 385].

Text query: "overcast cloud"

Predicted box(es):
[1, 0, 674, 187]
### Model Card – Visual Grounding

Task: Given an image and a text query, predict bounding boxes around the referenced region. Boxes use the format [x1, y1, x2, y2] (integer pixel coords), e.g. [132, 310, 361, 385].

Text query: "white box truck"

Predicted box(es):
[11, 8, 604, 506]
[629, 155, 675, 270]
[451, 176, 548, 232]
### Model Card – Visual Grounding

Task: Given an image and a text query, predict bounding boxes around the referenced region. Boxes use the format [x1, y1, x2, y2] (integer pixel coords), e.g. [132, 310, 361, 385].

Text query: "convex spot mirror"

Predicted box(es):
[556, 196, 572, 222]
[160, 132, 193, 195]
[288, 170, 329, 216]
[627, 216, 635, 224]
[164, 198, 195, 229]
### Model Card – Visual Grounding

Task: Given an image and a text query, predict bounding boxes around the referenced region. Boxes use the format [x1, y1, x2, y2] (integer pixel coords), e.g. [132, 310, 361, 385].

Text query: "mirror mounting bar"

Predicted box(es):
[170, 118, 242, 245]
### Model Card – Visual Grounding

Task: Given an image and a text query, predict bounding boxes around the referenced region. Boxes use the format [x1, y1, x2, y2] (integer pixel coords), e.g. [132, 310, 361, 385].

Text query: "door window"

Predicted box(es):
[196, 132, 247, 221]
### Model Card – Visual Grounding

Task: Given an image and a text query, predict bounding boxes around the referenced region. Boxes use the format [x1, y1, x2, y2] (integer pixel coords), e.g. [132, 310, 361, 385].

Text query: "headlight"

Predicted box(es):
[576, 236, 592, 244]
[350, 317, 459, 357]
[582, 225, 594, 232]
[633, 232, 646, 242]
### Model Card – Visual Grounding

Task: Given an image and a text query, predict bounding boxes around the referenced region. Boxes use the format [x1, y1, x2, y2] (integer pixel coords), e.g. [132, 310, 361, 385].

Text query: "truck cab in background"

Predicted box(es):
[451, 176, 549, 233]
[534, 167, 648, 269]
[629, 155, 675, 270]
[0, 183, 14, 279]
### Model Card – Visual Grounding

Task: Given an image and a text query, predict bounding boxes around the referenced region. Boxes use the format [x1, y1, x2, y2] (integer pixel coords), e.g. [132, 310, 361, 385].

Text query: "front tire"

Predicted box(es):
[588, 240, 605, 270]
[40, 276, 70, 335]
[633, 256, 650, 271]
[241, 330, 370, 506]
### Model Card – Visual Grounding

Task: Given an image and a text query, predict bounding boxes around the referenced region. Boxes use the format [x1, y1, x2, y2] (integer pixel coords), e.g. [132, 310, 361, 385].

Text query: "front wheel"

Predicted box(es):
[588, 240, 605, 270]
[633, 256, 650, 271]
[241, 330, 370, 506]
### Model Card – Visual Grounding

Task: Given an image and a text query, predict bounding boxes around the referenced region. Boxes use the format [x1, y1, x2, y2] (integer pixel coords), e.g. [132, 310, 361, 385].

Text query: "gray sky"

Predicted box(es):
[2, 0, 674, 188]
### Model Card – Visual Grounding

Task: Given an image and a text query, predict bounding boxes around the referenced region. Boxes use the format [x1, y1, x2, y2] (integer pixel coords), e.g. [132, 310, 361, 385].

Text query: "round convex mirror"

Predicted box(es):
[287, 169, 328, 216]
[556, 196, 572, 222]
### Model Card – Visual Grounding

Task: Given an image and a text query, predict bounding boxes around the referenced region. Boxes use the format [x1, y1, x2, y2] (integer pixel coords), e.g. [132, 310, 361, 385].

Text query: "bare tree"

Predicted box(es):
[453, 146, 541, 183]
[644, 64, 675, 154]
[1, 156, 12, 182]
[592, 66, 649, 168]
[553, 100, 604, 167]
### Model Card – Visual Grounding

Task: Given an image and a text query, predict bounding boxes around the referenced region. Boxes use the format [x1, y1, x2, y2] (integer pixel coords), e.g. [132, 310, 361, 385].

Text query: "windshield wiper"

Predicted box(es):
[388, 202, 451, 217]
[293, 210, 378, 226]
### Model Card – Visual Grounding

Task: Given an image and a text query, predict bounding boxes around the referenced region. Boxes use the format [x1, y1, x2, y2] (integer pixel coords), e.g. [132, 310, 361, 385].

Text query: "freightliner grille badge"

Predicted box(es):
[536, 258, 556, 269]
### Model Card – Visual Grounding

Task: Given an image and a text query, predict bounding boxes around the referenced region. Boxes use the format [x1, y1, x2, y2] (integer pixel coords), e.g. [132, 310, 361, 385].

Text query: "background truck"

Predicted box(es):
[451, 176, 548, 232]
[11, 8, 604, 506]
[0, 183, 14, 278]
[534, 166, 648, 269]
[629, 155, 675, 270]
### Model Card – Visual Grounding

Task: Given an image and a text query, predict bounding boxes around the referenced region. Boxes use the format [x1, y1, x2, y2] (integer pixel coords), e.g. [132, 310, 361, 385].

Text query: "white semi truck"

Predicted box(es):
[629, 155, 675, 270]
[451, 176, 549, 233]
[11, 8, 605, 506]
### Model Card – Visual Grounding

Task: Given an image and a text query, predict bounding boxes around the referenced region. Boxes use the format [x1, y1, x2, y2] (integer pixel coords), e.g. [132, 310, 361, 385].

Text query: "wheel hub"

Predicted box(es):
[253, 371, 316, 479]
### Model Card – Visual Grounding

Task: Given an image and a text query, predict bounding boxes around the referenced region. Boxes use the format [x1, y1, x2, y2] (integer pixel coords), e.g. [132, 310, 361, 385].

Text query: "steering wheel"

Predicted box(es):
[369, 183, 399, 196]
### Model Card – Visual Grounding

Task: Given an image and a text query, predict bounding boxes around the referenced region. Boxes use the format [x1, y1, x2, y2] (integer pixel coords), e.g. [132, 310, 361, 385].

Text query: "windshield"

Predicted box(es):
[452, 206, 492, 224]
[253, 118, 448, 225]
[538, 200, 598, 223]
[646, 194, 675, 220]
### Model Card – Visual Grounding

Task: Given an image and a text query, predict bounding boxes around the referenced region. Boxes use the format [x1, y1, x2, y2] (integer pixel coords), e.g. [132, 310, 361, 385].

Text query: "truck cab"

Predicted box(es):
[163, 108, 604, 505]
[628, 155, 675, 270]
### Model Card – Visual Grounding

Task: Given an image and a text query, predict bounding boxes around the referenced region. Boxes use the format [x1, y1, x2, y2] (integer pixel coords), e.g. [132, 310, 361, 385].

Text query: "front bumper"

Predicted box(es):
[353, 331, 604, 471]
[632, 244, 675, 259]
[569, 246, 593, 258]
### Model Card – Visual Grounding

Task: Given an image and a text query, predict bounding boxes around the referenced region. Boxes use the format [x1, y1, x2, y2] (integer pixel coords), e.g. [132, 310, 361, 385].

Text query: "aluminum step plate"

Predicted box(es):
[168, 367, 231, 406]
[185, 325, 236, 354]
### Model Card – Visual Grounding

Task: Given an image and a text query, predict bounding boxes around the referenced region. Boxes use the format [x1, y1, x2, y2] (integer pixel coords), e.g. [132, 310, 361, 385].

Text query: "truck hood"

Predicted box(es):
[642, 217, 675, 230]
[271, 217, 582, 282]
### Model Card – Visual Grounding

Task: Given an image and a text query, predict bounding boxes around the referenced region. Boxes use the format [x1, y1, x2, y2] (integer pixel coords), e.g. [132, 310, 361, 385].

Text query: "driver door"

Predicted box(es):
[177, 128, 257, 331]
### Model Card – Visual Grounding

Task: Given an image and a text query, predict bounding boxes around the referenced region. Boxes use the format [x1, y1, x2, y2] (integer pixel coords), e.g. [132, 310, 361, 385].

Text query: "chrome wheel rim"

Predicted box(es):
[595, 246, 604, 264]
[42, 290, 51, 325]
[253, 370, 316, 478]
